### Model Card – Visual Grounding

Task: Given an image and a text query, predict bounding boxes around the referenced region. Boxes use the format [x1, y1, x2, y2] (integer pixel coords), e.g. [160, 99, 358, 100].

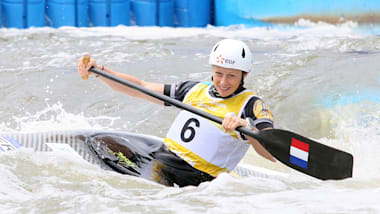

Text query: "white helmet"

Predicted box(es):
[209, 39, 253, 73]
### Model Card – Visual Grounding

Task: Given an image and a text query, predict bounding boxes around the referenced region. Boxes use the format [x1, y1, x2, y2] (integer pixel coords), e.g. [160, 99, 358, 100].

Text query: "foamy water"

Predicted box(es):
[0, 22, 379, 213]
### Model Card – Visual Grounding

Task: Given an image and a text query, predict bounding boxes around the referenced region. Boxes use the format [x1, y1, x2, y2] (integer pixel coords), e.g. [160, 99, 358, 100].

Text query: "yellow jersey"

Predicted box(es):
[164, 82, 259, 176]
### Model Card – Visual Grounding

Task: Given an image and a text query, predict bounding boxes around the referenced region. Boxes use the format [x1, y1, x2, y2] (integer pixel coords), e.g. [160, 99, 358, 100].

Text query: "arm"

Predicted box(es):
[222, 98, 275, 162]
[222, 116, 276, 162]
[78, 55, 165, 105]
[245, 129, 276, 162]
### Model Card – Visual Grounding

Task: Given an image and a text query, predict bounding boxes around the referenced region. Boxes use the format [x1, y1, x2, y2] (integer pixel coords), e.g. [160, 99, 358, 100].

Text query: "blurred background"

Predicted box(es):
[1, 0, 380, 28]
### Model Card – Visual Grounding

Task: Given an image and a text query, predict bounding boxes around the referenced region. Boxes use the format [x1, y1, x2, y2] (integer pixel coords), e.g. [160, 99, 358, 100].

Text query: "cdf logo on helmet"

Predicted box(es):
[209, 39, 253, 73]
[216, 54, 236, 65]
[216, 54, 225, 64]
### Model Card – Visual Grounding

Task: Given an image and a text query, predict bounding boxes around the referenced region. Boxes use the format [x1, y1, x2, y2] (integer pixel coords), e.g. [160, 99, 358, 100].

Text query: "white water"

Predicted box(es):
[0, 21, 379, 213]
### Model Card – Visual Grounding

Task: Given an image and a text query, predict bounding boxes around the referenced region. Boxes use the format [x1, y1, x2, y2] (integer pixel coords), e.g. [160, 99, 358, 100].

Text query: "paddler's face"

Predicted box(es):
[212, 65, 247, 97]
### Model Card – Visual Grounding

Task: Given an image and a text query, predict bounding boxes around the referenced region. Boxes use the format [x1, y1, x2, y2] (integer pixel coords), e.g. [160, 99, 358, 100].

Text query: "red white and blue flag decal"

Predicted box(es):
[290, 138, 309, 169]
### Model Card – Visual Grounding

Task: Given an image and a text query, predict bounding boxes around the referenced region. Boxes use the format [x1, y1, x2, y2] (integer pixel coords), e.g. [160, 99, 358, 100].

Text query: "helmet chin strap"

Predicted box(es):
[239, 73, 245, 88]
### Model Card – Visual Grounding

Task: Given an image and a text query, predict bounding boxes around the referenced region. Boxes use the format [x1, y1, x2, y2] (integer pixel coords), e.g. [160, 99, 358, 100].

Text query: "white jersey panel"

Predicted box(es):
[166, 110, 250, 171]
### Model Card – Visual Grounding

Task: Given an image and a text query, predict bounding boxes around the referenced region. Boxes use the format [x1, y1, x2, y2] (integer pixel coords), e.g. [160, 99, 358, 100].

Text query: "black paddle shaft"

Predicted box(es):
[89, 67, 353, 180]
[90, 67, 259, 136]
[90, 68, 225, 124]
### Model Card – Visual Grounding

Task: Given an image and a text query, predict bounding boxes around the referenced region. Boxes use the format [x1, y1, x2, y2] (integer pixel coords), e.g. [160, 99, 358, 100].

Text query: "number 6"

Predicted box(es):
[180, 118, 200, 143]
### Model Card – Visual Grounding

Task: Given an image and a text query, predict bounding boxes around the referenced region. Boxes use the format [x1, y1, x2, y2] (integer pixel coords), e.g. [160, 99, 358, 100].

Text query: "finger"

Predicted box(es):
[78, 62, 87, 75]
[227, 118, 245, 131]
[223, 116, 236, 131]
[224, 122, 236, 132]
[222, 119, 231, 132]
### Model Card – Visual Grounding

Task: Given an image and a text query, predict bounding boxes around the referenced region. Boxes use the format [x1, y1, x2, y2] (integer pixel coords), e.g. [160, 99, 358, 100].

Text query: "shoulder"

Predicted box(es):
[164, 80, 200, 102]
[243, 96, 274, 130]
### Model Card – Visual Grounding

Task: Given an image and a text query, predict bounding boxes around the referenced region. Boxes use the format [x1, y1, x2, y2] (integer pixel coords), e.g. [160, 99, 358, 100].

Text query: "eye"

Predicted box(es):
[228, 74, 236, 78]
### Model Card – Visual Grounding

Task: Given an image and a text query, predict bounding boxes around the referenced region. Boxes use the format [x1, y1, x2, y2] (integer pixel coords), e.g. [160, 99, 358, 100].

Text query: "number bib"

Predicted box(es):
[164, 110, 250, 176]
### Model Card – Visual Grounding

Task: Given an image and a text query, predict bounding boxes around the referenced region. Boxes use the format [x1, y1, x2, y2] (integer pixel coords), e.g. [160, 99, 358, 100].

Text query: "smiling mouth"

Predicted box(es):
[219, 86, 230, 91]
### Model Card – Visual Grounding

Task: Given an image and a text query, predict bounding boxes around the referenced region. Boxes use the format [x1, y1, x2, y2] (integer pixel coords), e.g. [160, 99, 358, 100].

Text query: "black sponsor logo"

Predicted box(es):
[224, 59, 235, 64]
